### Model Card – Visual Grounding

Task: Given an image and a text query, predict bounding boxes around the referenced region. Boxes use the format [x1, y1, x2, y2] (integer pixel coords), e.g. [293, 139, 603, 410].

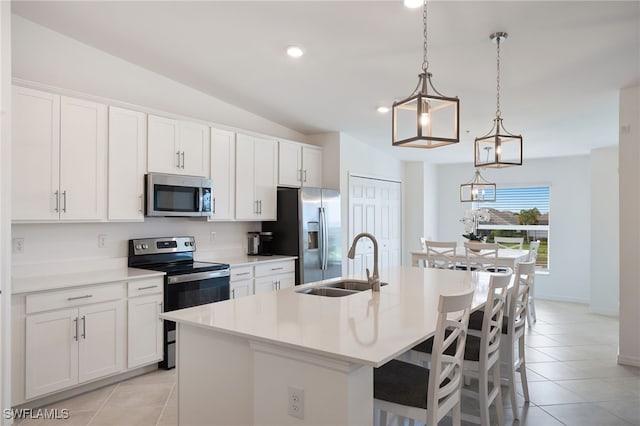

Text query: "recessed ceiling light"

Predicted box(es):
[404, 0, 423, 9]
[286, 45, 305, 58]
[377, 106, 390, 114]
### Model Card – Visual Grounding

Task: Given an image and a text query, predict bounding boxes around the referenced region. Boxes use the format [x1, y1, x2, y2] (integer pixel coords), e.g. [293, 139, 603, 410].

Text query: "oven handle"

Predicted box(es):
[167, 269, 231, 284]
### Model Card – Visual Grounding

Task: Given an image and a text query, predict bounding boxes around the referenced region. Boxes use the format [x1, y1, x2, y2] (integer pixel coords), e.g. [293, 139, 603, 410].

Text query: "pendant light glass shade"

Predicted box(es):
[460, 169, 496, 202]
[474, 32, 522, 168]
[392, 1, 459, 148]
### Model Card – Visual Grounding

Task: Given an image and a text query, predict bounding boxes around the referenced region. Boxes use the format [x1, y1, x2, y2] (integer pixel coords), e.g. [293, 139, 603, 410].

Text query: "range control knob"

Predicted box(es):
[135, 244, 142, 250]
[142, 244, 149, 249]
[185, 241, 190, 247]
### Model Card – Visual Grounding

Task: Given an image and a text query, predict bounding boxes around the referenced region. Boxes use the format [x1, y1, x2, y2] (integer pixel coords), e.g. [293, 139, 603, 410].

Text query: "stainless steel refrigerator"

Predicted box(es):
[263, 187, 341, 284]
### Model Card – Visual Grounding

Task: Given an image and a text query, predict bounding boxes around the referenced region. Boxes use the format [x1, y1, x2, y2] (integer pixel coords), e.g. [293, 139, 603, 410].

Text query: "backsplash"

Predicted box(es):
[11, 219, 260, 269]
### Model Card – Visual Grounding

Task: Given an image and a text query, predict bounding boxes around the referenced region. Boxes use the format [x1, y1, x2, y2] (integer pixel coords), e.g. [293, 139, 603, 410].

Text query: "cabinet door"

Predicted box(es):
[278, 141, 302, 187]
[25, 308, 79, 399]
[230, 280, 252, 299]
[108, 107, 146, 221]
[302, 145, 323, 188]
[254, 276, 277, 295]
[59, 96, 108, 221]
[210, 129, 236, 220]
[148, 115, 179, 174]
[254, 137, 277, 220]
[78, 300, 125, 383]
[235, 134, 256, 220]
[180, 121, 209, 177]
[128, 294, 163, 368]
[12, 86, 61, 221]
[277, 273, 295, 290]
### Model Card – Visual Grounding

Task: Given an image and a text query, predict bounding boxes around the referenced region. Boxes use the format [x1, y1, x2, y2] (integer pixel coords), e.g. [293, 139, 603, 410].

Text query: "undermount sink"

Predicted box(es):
[296, 280, 388, 297]
[323, 280, 388, 292]
[296, 287, 358, 297]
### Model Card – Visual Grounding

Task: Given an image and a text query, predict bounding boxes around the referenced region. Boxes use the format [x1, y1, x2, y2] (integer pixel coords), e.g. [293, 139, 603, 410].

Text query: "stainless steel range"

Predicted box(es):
[128, 236, 230, 369]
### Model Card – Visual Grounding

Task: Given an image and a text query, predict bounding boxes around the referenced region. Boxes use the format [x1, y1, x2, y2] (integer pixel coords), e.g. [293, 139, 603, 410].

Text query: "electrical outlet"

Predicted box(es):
[288, 386, 304, 420]
[210, 231, 216, 241]
[13, 237, 24, 254]
[98, 234, 107, 248]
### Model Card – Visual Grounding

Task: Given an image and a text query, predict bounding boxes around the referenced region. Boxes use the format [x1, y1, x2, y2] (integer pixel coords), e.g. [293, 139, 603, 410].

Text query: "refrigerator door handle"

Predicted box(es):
[320, 207, 329, 270]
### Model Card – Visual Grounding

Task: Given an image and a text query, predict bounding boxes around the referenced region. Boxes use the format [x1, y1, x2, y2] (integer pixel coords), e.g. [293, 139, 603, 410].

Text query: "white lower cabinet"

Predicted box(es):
[25, 298, 125, 399]
[127, 284, 163, 368]
[230, 265, 253, 299]
[253, 260, 295, 295]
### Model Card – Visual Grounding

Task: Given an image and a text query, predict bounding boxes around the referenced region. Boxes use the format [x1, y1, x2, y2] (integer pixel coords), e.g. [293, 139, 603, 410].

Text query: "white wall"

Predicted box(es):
[436, 157, 591, 303]
[590, 146, 619, 315]
[618, 85, 640, 367]
[402, 162, 438, 264]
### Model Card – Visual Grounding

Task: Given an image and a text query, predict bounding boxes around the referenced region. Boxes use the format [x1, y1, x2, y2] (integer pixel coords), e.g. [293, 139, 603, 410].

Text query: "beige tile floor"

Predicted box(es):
[14, 300, 640, 425]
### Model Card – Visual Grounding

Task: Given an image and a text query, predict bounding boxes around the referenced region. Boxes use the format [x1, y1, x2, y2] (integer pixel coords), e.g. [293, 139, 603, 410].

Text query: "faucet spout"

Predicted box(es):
[347, 232, 380, 291]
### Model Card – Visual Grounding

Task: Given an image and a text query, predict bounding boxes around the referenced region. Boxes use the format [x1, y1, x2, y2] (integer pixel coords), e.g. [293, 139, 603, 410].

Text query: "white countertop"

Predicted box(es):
[160, 266, 495, 367]
[197, 254, 298, 267]
[12, 267, 166, 295]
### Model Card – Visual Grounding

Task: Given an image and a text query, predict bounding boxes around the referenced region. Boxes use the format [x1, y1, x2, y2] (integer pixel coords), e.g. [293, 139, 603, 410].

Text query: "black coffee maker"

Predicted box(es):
[247, 231, 273, 256]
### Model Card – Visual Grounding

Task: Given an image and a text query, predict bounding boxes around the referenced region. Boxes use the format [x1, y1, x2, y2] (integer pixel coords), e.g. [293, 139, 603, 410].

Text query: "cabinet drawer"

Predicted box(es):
[26, 283, 125, 314]
[127, 278, 163, 297]
[230, 265, 254, 282]
[254, 261, 295, 278]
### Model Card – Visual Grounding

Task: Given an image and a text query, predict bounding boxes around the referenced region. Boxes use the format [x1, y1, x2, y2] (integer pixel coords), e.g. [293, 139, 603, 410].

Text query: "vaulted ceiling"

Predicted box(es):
[12, 1, 640, 164]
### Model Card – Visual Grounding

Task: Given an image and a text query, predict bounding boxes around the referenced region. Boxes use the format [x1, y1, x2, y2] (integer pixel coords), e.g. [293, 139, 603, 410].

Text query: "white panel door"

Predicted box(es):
[148, 115, 179, 174]
[108, 106, 146, 221]
[235, 134, 256, 220]
[180, 121, 209, 177]
[127, 294, 163, 368]
[12, 86, 60, 221]
[25, 308, 78, 399]
[302, 145, 323, 188]
[210, 129, 236, 220]
[59, 96, 108, 221]
[278, 141, 302, 187]
[78, 301, 124, 382]
[254, 137, 277, 220]
[230, 280, 252, 299]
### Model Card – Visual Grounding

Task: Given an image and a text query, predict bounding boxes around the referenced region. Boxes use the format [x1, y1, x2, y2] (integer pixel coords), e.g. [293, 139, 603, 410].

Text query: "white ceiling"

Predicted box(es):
[12, 1, 640, 164]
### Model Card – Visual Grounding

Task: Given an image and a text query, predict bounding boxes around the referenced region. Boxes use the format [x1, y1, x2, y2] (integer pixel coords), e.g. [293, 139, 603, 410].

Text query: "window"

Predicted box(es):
[475, 186, 549, 270]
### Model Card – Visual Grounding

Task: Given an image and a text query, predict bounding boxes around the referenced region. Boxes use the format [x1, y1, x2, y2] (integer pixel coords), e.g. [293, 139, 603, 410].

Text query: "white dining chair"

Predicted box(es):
[373, 289, 474, 426]
[493, 236, 524, 250]
[464, 241, 499, 272]
[527, 240, 541, 325]
[424, 240, 458, 270]
[409, 273, 511, 426]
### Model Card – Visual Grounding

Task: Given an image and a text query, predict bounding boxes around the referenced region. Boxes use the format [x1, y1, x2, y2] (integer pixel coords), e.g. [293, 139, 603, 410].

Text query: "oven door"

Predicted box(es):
[162, 270, 230, 368]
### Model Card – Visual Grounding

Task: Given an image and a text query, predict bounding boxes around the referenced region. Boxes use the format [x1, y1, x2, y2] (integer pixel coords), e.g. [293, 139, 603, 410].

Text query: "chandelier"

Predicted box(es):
[460, 169, 496, 202]
[474, 32, 522, 167]
[392, 1, 459, 148]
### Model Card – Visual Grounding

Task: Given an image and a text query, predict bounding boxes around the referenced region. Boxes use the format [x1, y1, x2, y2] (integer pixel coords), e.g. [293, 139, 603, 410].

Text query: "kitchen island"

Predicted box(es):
[160, 266, 492, 426]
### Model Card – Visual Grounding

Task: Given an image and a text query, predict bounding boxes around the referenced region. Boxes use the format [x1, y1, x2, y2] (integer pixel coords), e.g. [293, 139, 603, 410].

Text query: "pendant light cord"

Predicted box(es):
[422, 1, 429, 73]
[496, 35, 501, 118]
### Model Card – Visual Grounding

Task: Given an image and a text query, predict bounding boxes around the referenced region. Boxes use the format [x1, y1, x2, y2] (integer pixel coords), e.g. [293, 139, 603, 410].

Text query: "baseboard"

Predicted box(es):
[617, 354, 640, 368]
[589, 306, 619, 317]
[535, 295, 589, 304]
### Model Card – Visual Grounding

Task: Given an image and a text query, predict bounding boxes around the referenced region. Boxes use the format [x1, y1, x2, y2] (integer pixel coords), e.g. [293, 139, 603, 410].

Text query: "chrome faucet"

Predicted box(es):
[347, 232, 380, 291]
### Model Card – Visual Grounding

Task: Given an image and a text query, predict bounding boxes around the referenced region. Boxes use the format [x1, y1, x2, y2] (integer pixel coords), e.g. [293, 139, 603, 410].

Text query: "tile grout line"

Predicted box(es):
[155, 382, 176, 426]
[85, 383, 121, 426]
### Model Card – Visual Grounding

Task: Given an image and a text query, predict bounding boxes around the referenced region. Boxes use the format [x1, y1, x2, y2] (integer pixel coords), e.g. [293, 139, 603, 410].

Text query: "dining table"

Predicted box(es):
[411, 247, 530, 270]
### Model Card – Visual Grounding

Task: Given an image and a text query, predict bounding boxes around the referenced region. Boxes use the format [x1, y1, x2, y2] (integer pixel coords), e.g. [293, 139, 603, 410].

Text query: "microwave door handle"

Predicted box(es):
[198, 187, 204, 213]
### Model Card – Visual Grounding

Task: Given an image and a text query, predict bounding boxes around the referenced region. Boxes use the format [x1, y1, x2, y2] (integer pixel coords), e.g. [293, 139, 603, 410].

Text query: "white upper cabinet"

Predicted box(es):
[12, 86, 108, 222]
[108, 107, 146, 221]
[235, 134, 277, 220]
[209, 128, 236, 221]
[278, 141, 323, 188]
[147, 115, 209, 177]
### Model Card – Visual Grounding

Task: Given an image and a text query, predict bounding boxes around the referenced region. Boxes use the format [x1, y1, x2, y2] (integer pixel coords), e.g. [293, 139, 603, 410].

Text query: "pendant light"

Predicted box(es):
[474, 32, 523, 168]
[460, 169, 496, 202]
[392, 1, 459, 148]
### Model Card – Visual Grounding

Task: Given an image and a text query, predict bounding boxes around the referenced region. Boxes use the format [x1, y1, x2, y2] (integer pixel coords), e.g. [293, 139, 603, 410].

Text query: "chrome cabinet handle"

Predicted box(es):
[73, 318, 78, 341]
[231, 288, 236, 299]
[271, 267, 284, 271]
[67, 294, 93, 301]
[137, 285, 158, 290]
[212, 197, 216, 214]
[298, 169, 303, 182]
[303, 170, 307, 182]
[159, 302, 163, 321]
[258, 200, 262, 214]
[255, 200, 259, 214]
[176, 151, 181, 167]
[62, 190, 67, 213]
[181, 151, 185, 169]
[54, 190, 59, 212]
[236, 272, 250, 276]
[139, 194, 144, 213]
[81, 316, 86, 339]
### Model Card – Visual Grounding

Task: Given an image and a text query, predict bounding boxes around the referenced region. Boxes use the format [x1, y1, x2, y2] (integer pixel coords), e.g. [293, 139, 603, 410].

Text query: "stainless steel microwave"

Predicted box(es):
[145, 173, 212, 217]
